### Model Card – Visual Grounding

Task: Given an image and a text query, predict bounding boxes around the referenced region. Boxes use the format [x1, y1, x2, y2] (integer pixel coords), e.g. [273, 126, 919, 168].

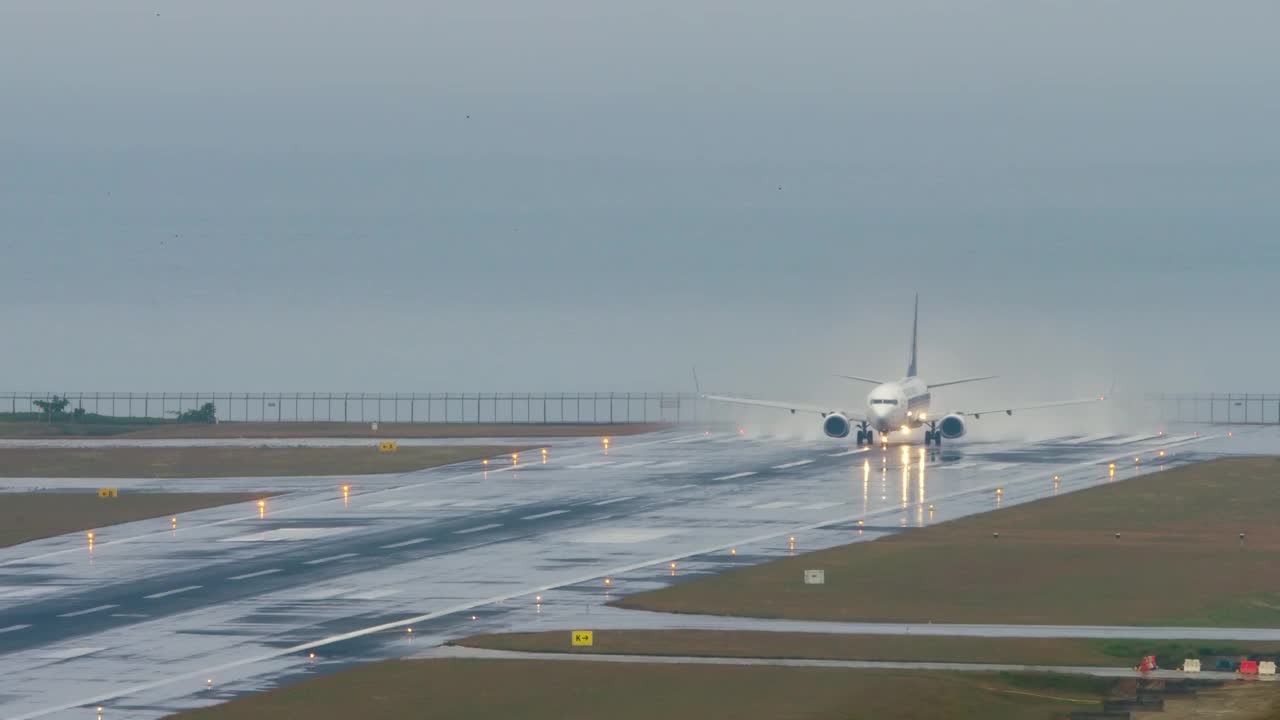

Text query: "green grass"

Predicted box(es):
[458, 630, 1280, 670]
[614, 457, 1280, 627]
[163, 659, 1110, 720]
[0, 492, 268, 547]
[0, 445, 525, 478]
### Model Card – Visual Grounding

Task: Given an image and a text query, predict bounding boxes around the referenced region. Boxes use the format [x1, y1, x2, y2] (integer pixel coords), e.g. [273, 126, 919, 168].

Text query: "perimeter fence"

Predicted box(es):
[1147, 393, 1280, 425]
[0, 392, 721, 425]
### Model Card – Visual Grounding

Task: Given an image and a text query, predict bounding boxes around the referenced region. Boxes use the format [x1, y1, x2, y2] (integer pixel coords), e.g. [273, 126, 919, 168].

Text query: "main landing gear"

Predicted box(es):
[923, 422, 942, 446]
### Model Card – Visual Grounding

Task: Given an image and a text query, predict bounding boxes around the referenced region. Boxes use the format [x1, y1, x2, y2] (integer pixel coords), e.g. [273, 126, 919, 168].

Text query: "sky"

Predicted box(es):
[1, 1, 1278, 404]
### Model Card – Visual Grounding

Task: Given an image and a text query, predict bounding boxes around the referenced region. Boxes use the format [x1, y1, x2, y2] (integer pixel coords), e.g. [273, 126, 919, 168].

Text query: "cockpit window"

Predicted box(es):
[871, 399, 899, 405]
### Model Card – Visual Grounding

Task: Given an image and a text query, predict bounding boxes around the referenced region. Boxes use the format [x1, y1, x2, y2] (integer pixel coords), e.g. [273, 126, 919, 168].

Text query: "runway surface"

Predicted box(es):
[0, 424, 1274, 719]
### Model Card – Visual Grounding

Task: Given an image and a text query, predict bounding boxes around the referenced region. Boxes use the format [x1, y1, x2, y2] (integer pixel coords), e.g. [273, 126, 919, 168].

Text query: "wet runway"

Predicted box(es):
[0, 425, 1273, 719]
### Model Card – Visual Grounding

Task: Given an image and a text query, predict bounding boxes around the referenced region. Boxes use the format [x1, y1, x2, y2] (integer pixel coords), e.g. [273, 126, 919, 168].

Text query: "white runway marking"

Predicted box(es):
[800, 502, 843, 511]
[144, 585, 201, 600]
[668, 435, 711, 444]
[609, 461, 652, 469]
[229, 568, 282, 581]
[754, 501, 799, 510]
[521, 510, 569, 520]
[57, 605, 117, 618]
[593, 496, 636, 506]
[380, 537, 431, 549]
[32, 647, 103, 661]
[1101, 434, 1162, 445]
[650, 461, 689, 468]
[713, 471, 757, 481]
[568, 527, 678, 544]
[220, 527, 355, 543]
[454, 523, 502, 535]
[567, 461, 614, 469]
[1064, 433, 1116, 445]
[827, 449, 865, 457]
[772, 459, 814, 469]
[304, 553, 359, 565]
[346, 588, 400, 601]
[0, 624, 31, 634]
[410, 500, 453, 509]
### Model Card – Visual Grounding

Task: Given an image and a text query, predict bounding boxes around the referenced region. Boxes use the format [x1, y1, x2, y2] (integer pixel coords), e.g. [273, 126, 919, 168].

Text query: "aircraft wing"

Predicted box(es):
[950, 395, 1106, 419]
[702, 394, 866, 422]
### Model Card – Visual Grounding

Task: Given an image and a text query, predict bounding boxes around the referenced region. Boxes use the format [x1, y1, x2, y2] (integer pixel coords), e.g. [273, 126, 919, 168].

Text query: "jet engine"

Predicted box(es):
[939, 413, 966, 439]
[822, 413, 851, 439]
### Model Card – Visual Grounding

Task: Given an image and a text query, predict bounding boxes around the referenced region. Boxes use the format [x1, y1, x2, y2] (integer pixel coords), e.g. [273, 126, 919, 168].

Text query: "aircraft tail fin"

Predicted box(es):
[907, 293, 919, 377]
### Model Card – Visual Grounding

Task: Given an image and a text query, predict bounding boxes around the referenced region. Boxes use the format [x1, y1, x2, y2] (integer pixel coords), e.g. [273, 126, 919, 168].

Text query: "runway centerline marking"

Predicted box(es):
[827, 449, 866, 457]
[144, 585, 201, 600]
[772, 459, 814, 469]
[57, 605, 117, 618]
[593, 496, 635, 506]
[229, 568, 282, 581]
[454, 523, 502, 535]
[713, 471, 756, 481]
[380, 537, 431, 549]
[304, 553, 359, 565]
[0, 624, 31, 634]
[521, 510, 568, 520]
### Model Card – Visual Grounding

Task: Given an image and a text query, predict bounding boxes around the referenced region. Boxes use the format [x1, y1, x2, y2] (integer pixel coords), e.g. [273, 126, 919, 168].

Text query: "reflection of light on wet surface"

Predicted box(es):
[900, 461, 909, 509]
[916, 451, 927, 526]
[862, 461, 869, 515]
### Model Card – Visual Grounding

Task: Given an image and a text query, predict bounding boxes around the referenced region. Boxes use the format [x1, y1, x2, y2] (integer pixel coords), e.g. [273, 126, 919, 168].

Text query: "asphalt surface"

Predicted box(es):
[0, 423, 1272, 719]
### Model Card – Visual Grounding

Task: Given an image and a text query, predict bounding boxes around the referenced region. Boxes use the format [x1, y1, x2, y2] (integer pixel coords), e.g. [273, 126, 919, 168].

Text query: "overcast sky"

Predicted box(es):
[1, 1, 1277, 400]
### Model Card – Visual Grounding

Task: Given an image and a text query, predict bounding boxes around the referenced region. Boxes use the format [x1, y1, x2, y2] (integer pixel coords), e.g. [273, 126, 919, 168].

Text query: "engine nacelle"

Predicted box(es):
[939, 413, 966, 439]
[822, 413, 851, 439]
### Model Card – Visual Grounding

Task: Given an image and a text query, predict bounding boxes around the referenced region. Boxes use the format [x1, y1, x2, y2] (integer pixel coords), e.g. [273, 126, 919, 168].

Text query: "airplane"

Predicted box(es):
[698, 295, 1103, 446]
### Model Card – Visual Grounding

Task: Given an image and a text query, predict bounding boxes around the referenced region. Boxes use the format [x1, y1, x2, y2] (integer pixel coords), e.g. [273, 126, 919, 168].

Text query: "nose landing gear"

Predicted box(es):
[855, 423, 875, 446]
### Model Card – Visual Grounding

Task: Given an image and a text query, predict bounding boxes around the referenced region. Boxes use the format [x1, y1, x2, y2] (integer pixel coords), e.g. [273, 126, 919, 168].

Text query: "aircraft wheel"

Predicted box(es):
[924, 430, 934, 444]
[867, 430, 875, 445]
[856, 430, 865, 445]
[933, 432, 942, 446]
